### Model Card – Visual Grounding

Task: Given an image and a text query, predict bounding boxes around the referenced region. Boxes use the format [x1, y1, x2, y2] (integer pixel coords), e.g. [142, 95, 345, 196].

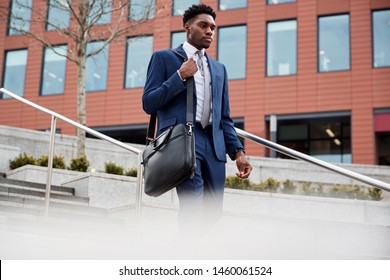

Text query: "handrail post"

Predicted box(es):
[44, 115, 57, 219]
[269, 114, 277, 158]
[135, 152, 143, 228]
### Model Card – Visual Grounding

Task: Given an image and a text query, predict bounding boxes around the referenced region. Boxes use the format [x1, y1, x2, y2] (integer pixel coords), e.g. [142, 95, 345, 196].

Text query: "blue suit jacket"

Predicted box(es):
[142, 45, 243, 162]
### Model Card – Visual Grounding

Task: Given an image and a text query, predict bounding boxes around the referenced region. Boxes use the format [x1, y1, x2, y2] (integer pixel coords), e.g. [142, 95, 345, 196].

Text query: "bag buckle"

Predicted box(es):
[186, 122, 193, 135]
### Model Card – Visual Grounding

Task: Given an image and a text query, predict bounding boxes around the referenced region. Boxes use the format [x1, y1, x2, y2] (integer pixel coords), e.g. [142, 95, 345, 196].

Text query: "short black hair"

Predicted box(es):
[182, 4, 216, 25]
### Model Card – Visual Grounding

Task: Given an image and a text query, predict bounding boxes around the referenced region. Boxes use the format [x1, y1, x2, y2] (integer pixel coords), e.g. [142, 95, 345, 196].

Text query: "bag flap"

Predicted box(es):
[153, 126, 173, 149]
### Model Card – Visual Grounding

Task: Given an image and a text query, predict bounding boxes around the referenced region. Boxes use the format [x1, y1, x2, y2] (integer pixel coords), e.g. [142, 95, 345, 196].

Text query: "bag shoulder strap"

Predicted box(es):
[146, 49, 194, 144]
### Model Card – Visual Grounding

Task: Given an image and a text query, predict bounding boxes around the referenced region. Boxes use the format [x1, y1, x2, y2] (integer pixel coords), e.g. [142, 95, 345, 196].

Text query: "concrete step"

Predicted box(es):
[0, 176, 129, 236]
[1, 205, 389, 259]
[0, 184, 88, 204]
[0, 194, 104, 216]
[0, 215, 127, 245]
[0, 203, 126, 237]
[0, 207, 124, 228]
[0, 177, 74, 195]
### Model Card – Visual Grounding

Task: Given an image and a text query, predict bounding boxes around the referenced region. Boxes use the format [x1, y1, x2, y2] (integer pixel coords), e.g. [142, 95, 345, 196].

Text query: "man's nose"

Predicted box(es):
[205, 27, 213, 34]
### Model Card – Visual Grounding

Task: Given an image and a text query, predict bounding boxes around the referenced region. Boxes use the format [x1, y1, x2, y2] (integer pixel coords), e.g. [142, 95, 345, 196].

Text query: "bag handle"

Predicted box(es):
[146, 48, 194, 144]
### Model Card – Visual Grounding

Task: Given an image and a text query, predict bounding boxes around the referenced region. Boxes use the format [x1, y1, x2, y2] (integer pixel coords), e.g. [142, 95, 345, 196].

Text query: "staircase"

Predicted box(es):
[0, 176, 128, 238]
[0, 172, 390, 259]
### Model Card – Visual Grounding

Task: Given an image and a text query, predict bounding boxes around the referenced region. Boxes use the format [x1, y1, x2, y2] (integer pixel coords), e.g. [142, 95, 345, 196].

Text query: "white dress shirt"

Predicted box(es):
[182, 41, 212, 124]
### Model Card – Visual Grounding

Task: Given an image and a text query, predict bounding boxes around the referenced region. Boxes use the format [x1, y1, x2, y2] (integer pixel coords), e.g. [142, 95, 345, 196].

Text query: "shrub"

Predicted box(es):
[69, 155, 90, 172]
[317, 183, 324, 195]
[368, 187, 383, 201]
[225, 175, 251, 190]
[282, 179, 296, 194]
[125, 167, 138, 177]
[253, 177, 280, 193]
[227, 175, 383, 202]
[36, 155, 66, 169]
[9, 153, 36, 169]
[327, 184, 369, 200]
[105, 161, 124, 175]
[301, 181, 314, 196]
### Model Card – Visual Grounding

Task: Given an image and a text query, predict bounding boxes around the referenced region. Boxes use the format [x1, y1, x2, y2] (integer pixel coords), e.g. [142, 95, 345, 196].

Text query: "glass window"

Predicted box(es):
[267, 0, 296, 4]
[125, 36, 153, 88]
[218, 25, 247, 80]
[319, 14, 350, 72]
[86, 42, 109, 92]
[373, 10, 390, 68]
[377, 133, 390, 165]
[267, 20, 297, 76]
[129, 0, 155, 21]
[276, 115, 351, 164]
[219, 0, 247, 10]
[47, 0, 71, 31]
[88, 0, 111, 25]
[8, 0, 32, 35]
[173, 0, 199, 16]
[41, 46, 67, 95]
[171, 31, 186, 48]
[88, 125, 148, 145]
[2, 49, 28, 98]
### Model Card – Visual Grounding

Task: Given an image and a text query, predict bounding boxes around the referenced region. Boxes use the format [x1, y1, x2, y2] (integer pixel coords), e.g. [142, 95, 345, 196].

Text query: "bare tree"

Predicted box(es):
[1, 0, 160, 156]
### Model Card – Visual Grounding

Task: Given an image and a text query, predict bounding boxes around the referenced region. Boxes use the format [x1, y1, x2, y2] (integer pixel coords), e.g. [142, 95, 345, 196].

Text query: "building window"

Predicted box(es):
[47, 0, 70, 31]
[8, 0, 32, 35]
[2, 49, 28, 98]
[125, 36, 153, 88]
[372, 10, 390, 68]
[86, 42, 109, 92]
[318, 14, 350, 72]
[129, 0, 155, 21]
[377, 133, 390, 165]
[374, 109, 390, 165]
[173, 0, 199, 16]
[267, 20, 297, 76]
[41, 46, 67, 95]
[171, 31, 186, 48]
[88, 0, 111, 25]
[267, 0, 296, 4]
[88, 124, 149, 145]
[273, 113, 351, 164]
[218, 25, 247, 79]
[219, 0, 247, 10]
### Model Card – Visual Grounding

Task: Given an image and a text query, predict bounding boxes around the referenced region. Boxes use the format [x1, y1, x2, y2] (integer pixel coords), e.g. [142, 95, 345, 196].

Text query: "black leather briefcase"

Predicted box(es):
[142, 122, 196, 197]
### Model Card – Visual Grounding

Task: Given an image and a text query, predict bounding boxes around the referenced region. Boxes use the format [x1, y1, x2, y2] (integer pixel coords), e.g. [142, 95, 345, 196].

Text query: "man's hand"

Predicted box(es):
[235, 151, 252, 179]
[178, 56, 198, 80]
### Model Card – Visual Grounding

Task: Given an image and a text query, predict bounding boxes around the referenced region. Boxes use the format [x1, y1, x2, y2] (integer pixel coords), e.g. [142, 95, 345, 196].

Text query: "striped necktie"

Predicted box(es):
[196, 50, 211, 128]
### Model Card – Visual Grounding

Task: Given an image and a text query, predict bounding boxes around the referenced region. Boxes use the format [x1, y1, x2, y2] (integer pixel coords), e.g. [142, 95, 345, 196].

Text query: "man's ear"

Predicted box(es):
[184, 23, 190, 32]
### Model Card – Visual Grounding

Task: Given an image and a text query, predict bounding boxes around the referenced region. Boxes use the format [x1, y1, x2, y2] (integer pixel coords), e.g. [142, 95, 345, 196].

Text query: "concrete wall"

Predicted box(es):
[0, 125, 143, 173]
[227, 156, 390, 186]
[0, 144, 20, 173]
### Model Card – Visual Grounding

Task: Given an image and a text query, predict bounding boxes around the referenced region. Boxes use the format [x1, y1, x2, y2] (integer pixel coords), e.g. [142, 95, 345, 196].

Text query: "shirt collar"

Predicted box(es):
[183, 41, 205, 57]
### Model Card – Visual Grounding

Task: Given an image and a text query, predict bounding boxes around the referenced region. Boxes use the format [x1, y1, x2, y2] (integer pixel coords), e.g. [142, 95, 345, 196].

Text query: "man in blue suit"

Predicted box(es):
[143, 4, 252, 232]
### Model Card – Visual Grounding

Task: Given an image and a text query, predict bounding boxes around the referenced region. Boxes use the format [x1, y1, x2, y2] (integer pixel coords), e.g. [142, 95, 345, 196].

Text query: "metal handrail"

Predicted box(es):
[235, 128, 390, 192]
[0, 88, 144, 219]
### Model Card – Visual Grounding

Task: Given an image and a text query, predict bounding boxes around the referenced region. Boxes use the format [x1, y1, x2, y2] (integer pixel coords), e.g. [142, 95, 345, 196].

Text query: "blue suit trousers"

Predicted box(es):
[176, 123, 226, 231]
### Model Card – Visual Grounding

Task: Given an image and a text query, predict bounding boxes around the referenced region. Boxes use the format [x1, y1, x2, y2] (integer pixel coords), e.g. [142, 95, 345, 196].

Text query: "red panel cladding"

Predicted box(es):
[375, 114, 390, 132]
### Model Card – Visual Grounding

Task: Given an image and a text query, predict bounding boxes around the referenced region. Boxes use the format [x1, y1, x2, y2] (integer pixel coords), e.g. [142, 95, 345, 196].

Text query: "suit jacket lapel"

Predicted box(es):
[176, 45, 188, 61]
